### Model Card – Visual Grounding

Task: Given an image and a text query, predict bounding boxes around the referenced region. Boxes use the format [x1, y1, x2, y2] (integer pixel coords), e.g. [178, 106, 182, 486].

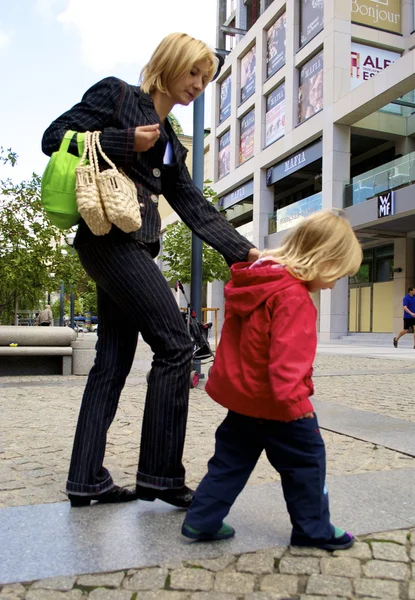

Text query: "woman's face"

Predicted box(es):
[169, 60, 211, 106]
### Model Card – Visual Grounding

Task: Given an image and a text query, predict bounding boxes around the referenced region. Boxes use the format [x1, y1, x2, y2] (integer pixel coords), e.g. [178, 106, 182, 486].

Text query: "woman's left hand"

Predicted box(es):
[247, 248, 261, 262]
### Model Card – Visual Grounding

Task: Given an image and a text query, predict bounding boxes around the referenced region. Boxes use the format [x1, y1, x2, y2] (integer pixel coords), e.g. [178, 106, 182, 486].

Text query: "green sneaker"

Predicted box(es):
[181, 521, 235, 541]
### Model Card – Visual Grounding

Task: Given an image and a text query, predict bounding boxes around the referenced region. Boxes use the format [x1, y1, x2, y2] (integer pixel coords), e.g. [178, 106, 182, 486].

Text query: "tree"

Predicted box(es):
[160, 181, 230, 285]
[0, 147, 87, 324]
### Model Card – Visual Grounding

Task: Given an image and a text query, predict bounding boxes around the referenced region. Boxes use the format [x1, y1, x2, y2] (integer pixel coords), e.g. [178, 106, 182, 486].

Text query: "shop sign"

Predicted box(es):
[351, 43, 400, 89]
[266, 140, 322, 185]
[277, 193, 323, 232]
[377, 190, 395, 218]
[352, 0, 401, 34]
[219, 180, 254, 210]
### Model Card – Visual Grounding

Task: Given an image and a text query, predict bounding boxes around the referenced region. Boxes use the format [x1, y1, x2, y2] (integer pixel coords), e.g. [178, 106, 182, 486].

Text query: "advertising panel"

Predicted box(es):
[352, 0, 401, 34]
[298, 51, 323, 124]
[350, 42, 400, 89]
[240, 46, 256, 103]
[265, 83, 285, 146]
[300, 0, 324, 47]
[266, 13, 286, 78]
[239, 109, 255, 164]
[218, 130, 231, 180]
[219, 75, 231, 123]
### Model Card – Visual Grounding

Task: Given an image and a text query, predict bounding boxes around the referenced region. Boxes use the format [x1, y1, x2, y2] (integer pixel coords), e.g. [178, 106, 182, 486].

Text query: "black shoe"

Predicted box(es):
[136, 484, 194, 508]
[68, 485, 137, 507]
[393, 337, 398, 348]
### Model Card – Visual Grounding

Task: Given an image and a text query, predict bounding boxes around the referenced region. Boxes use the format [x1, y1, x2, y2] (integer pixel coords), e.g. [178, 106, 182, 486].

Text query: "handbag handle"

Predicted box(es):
[60, 130, 85, 157]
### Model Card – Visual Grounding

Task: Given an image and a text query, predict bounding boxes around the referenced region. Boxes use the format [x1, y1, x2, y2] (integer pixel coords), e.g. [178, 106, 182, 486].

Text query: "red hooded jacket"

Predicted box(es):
[205, 259, 316, 421]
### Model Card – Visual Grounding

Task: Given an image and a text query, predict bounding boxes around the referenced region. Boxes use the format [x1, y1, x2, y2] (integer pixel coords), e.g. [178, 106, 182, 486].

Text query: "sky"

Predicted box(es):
[0, 0, 217, 183]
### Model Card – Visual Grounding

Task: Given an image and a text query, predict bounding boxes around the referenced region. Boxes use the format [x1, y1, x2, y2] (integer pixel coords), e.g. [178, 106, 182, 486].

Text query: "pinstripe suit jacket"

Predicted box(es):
[42, 77, 254, 264]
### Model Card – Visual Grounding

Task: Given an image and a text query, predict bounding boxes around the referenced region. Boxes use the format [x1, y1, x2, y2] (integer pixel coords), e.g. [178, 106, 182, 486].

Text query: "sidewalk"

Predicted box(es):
[1, 339, 415, 599]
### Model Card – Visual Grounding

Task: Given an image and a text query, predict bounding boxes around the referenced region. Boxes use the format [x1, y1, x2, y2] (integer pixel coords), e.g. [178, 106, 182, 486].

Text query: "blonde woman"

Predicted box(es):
[42, 33, 259, 508]
[182, 211, 362, 550]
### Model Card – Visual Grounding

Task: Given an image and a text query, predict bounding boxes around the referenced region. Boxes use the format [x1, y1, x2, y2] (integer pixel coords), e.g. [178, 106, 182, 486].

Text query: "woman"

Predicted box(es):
[42, 33, 258, 508]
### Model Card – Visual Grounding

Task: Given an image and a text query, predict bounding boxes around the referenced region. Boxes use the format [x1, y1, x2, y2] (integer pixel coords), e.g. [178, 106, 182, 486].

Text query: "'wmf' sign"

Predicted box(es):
[377, 190, 395, 218]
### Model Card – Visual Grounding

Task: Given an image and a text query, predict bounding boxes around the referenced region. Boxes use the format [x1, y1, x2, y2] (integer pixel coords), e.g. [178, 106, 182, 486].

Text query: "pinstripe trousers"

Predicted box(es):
[66, 239, 194, 495]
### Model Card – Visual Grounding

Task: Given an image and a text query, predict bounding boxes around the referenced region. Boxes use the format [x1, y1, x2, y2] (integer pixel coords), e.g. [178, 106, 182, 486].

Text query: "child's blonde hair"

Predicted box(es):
[140, 33, 216, 95]
[260, 210, 362, 282]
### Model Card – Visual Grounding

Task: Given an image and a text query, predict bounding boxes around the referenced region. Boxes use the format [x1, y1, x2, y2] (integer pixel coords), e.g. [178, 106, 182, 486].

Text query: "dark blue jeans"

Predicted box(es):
[184, 410, 333, 544]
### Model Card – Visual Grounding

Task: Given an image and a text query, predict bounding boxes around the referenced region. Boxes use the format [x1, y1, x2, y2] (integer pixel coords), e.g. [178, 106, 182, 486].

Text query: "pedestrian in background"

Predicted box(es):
[36, 305, 53, 327]
[42, 32, 259, 509]
[393, 287, 415, 348]
[182, 211, 362, 551]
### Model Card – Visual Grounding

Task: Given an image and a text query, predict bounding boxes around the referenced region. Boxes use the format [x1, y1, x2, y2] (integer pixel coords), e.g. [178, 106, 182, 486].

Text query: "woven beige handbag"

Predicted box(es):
[75, 131, 112, 236]
[93, 132, 142, 233]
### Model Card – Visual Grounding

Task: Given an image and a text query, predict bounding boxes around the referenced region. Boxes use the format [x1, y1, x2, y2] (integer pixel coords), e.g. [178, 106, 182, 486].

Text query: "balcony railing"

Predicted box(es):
[268, 192, 323, 235]
[344, 152, 415, 207]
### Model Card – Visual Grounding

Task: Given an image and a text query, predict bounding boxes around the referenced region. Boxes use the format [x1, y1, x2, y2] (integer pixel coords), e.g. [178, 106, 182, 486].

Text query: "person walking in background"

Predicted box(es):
[182, 211, 362, 551]
[393, 287, 415, 348]
[36, 304, 53, 326]
[42, 33, 259, 509]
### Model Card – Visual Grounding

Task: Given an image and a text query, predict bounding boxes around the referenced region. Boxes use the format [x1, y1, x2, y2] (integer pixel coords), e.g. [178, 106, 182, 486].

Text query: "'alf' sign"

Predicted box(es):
[377, 191, 395, 218]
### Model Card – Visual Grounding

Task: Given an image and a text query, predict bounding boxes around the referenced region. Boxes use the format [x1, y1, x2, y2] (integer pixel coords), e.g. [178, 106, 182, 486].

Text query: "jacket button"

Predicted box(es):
[150, 194, 159, 204]
[152, 168, 161, 178]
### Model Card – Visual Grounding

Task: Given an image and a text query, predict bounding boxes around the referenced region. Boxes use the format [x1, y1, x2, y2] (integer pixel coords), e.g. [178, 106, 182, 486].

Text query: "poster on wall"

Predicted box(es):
[265, 84, 285, 146]
[351, 0, 401, 34]
[219, 75, 231, 123]
[350, 42, 400, 90]
[240, 46, 256, 103]
[239, 109, 255, 164]
[218, 131, 231, 179]
[266, 13, 286, 78]
[298, 51, 323, 124]
[300, 0, 324, 47]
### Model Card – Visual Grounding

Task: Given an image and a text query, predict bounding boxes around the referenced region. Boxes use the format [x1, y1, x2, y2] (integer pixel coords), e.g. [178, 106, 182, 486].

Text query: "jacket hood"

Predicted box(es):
[225, 259, 305, 317]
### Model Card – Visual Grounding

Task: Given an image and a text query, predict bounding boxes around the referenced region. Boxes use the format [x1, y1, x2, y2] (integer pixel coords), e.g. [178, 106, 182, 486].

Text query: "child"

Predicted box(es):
[182, 210, 363, 550]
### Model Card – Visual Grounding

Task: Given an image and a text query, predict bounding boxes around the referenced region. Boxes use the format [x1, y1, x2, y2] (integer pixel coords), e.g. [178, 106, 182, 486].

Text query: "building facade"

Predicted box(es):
[210, 0, 415, 339]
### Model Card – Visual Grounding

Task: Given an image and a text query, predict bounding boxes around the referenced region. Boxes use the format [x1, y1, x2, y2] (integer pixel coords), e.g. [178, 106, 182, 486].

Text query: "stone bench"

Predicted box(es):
[0, 326, 77, 376]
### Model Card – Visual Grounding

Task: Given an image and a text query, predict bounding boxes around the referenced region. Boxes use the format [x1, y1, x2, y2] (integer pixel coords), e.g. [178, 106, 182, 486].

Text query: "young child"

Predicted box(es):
[182, 210, 363, 550]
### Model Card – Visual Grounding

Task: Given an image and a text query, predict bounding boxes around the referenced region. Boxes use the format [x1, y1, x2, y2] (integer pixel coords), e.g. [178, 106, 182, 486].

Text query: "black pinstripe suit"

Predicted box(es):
[42, 77, 254, 495]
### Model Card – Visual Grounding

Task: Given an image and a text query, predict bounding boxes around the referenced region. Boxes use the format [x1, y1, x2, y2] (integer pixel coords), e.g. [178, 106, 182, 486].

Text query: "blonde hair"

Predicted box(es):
[140, 33, 216, 94]
[261, 210, 362, 282]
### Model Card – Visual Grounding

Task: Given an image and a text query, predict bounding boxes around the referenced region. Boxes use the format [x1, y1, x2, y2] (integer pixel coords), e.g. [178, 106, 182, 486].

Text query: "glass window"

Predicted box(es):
[298, 52, 323, 124]
[300, 0, 324, 48]
[218, 130, 231, 179]
[266, 13, 286, 79]
[219, 75, 231, 123]
[239, 109, 255, 164]
[265, 83, 285, 146]
[240, 46, 256, 103]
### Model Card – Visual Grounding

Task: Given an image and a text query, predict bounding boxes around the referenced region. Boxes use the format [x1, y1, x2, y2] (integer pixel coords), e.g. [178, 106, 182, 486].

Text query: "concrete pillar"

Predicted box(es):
[253, 169, 274, 250]
[235, 0, 247, 42]
[401, 0, 413, 38]
[284, 0, 296, 133]
[216, 0, 227, 50]
[395, 137, 415, 156]
[319, 278, 349, 341]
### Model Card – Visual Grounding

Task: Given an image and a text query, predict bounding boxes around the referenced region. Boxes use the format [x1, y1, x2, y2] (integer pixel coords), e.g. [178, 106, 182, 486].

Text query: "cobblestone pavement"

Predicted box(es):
[2, 342, 415, 598]
[3, 530, 415, 599]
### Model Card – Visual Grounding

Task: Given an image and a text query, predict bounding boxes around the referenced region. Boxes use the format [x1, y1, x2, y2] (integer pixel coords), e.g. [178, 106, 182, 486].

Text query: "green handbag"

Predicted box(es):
[41, 130, 85, 229]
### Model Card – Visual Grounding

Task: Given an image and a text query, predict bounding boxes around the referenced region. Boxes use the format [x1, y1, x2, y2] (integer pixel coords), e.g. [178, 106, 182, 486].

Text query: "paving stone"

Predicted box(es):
[137, 593, 190, 600]
[0, 595, 25, 600]
[88, 590, 133, 600]
[409, 580, 415, 600]
[25, 591, 84, 600]
[247, 593, 297, 600]
[256, 547, 288, 560]
[362, 559, 410, 580]
[183, 556, 236, 572]
[279, 556, 320, 575]
[289, 546, 330, 557]
[122, 567, 168, 591]
[236, 553, 275, 574]
[259, 574, 298, 594]
[306, 575, 353, 597]
[169, 568, 214, 592]
[353, 577, 400, 598]
[30, 576, 77, 591]
[320, 556, 361, 578]
[0, 584, 26, 596]
[214, 572, 256, 594]
[190, 594, 239, 600]
[363, 530, 409, 545]
[300, 596, 350, 600]
[77, 572, 125, 588]
[370, 541, 410, 562]
[333, 542, 372, 560]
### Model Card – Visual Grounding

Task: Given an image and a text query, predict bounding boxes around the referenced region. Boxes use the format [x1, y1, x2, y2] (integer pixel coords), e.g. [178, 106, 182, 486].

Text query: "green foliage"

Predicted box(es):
[0, 147, 94, 324]
[161, 181, 230, 284]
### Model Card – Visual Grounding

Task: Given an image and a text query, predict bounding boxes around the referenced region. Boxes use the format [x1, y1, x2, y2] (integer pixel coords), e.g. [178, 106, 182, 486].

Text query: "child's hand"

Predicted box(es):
[292, 412, 314, 420]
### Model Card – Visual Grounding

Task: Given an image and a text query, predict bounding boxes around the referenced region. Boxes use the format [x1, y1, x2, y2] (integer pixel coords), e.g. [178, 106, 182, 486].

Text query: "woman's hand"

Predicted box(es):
[292, 412, 314, 420]
[134, 124, 160, 152]
[247, 248, 261, 262]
